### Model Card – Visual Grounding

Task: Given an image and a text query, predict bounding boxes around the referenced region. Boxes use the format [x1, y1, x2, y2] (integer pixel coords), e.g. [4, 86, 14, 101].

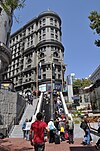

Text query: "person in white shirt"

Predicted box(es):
[25, 119, 32, 140]
[48, 119, 56, 143]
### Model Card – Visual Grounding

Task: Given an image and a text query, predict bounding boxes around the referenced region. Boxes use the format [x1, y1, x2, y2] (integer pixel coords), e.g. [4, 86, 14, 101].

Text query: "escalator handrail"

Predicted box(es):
[32, 93, 43, 121]
[60, 92, 73, 120]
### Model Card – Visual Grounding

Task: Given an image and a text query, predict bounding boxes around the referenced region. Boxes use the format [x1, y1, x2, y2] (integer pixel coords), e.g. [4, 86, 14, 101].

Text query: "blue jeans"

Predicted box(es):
[84, 129, 90, 144]
[25, 130, 30, 140]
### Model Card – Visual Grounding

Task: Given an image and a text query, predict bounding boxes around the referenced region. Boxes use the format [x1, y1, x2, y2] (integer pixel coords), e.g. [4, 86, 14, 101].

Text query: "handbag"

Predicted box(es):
[64, 131, 69, 140]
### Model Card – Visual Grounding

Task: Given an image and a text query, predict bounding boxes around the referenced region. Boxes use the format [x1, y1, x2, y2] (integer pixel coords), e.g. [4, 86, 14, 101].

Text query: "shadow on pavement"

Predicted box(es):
[0, 139, 10, 144]
[70, 146, 97, 151]
[0, 146, 10, 151]
[14, 147, 33, 151]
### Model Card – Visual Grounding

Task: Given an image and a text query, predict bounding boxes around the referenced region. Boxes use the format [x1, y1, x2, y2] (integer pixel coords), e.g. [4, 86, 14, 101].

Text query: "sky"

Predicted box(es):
[11, 0, 100, 79]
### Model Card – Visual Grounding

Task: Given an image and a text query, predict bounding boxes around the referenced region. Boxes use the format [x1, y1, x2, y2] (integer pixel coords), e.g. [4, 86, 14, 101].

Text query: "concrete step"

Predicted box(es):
[10, 98, 39, 138]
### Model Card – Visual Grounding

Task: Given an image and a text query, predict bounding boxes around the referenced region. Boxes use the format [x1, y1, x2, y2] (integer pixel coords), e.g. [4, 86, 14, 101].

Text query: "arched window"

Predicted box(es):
[40, 52, 44, 58]
[53, 52, 58, 57]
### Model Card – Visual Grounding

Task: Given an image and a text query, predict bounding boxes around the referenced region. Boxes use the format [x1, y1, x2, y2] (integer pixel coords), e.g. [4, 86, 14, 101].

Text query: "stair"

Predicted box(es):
[9, 98, 39, 138]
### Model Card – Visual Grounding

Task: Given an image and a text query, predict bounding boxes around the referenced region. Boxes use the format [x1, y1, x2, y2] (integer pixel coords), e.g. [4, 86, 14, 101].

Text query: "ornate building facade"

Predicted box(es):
[3, 10, 66, 93]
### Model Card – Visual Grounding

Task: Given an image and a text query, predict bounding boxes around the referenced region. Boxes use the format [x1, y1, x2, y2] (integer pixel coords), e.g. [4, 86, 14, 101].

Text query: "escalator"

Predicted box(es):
[40, 93, 51, 123]
[35, 91, 72, 123]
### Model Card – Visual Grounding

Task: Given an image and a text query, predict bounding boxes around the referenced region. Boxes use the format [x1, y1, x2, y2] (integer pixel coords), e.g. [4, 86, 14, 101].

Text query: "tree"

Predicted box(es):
[88, 11, 100, 47]
[1, 0, 26, 13]
[73, 78, 92, 95]
[73, 78, 91, 88]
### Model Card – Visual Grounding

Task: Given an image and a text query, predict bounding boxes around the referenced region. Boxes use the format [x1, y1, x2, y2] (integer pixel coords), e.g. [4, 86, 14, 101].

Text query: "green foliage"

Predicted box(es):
[73, 78, 91, 89]
[1, 0, 26, 14]
[88, 11, 100, 47]
[73, 79, 82, 89]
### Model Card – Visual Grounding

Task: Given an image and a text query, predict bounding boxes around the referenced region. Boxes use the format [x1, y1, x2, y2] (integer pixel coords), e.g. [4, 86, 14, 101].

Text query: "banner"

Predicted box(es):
[52, 63, 55, 79]
[38, 62, 41, 79]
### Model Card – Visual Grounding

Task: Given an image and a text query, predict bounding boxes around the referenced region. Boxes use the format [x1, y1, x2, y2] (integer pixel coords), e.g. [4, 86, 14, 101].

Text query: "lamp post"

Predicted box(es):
[36, 53, 39, 98]
[61, 61, 63, 92]
[50, 62, 54, 119]
[60, 59, 67, 92]
[36, 53, 41, 98]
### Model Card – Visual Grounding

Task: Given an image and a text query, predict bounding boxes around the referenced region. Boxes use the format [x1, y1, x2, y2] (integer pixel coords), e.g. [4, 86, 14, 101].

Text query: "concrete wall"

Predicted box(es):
[0, 89, 26, 135]
[90, 86, 100, 111]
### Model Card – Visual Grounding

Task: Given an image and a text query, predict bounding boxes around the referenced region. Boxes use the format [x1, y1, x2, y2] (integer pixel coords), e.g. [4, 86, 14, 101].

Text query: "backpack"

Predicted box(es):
[80, 121, 87, 130]
[49, 124, 55, 130]
[22, 122, 26, 129]
[60, 126, 64, 132]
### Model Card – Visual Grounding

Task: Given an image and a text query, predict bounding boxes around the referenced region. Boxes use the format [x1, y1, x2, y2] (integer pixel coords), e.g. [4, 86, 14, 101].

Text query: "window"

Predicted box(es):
[39, 36, 41, 41]
[43, 67, 46, 72]
[55, 19, 57, 26]
[50, 18, 53, 25]
[58, 74, 61, 79]
[54, 59, 58, 63]
[55, 35, 58, 40]
[51, 33, 54, 38]
[43, 34, 46, 39]
[43, 74, 46, 79]
[55, 30, 58, 34]
[40, 53, 44, 58]
[58, 67, 61, 72]
[51, 28, 54, 33]
[43, 28, 46, 33]
[53, 52, 58, 57]
[43, 18, 46, 25]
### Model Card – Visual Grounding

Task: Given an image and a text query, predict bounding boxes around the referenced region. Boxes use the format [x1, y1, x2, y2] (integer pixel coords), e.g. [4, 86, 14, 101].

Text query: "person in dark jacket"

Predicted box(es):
[95, 139, 100, 150]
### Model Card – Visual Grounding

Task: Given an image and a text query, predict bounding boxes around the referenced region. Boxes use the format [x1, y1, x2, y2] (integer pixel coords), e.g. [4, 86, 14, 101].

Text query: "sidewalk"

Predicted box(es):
[0, 138, 97, 151]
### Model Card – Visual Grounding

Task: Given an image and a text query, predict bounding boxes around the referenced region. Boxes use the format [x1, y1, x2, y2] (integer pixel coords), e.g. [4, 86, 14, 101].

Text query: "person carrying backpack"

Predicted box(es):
[48, 119, 56, 143]
[80, 117, 92, 144]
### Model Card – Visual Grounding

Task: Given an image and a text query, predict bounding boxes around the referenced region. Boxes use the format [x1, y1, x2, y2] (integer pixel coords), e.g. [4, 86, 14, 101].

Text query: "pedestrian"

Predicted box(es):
[22, 119, 28, 139]
[25, 119, 32, 141]
[64, 120, 69, 140]
[30, 112, 49, 151]
[80, 117, 92, 144]
[54, 118, 60, 131]
[48, 118, 56, 143]
[59, 119, 66, 141]
[97, 117, 100, 133]
[82, 124, 91, 145]
[95, 138, 100, 150]
[95, 117, 100, 150]
[68, 117, 74, 144]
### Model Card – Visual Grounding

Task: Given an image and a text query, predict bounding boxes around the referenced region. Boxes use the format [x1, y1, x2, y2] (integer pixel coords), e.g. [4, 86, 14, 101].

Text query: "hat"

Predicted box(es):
[50, 118, 53, 121]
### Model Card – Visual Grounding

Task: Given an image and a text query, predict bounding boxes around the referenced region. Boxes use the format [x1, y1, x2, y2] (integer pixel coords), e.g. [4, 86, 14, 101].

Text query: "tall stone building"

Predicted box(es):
[3, 10, 66, 93]
[0, 2, 12, 82]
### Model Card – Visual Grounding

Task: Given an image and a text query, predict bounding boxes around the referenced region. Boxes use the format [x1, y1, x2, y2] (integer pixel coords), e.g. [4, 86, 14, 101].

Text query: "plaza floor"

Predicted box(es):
[0, 138, 98, 151]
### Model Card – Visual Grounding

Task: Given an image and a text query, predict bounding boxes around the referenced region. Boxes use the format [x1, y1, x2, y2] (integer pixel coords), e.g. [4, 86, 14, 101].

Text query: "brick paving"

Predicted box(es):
[0, 138, 97, 151]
